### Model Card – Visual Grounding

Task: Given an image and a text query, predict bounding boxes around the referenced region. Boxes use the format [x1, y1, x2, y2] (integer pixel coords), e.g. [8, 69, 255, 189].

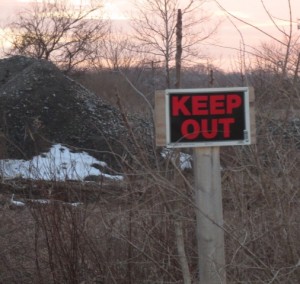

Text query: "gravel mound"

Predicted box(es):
[0, 56, 153, 169]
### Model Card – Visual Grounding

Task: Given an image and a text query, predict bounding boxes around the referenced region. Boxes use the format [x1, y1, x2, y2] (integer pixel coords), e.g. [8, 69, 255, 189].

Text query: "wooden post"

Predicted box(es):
[193, 147, 226, 284]
[155, 87, 255, 283]
[175, 9, 182, 89]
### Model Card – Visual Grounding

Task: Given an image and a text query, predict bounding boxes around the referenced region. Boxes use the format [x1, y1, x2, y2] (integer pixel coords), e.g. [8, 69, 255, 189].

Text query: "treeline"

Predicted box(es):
[71, 64, 300, 117]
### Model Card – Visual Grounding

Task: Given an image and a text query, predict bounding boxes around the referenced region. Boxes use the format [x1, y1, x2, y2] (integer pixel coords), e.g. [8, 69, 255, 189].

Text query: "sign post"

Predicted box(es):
[193, 146, 225, 283]
[155, 87, 255, 284]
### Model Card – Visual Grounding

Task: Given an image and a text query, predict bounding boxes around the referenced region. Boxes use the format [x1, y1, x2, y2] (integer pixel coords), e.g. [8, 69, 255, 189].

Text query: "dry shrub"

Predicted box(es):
[0, 128, 298, 283]
[0, 70, 299, 284]
[30, 202, 87, 284]
[0, 206, 36, 283]
[221, 88, 300, 282]
[0, 175, 196, 283]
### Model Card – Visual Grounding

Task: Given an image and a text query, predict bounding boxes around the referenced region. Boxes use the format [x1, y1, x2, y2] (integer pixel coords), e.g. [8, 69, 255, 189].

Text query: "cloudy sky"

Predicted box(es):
[205, 0, 300, 68]
[0, 0, 299, 69]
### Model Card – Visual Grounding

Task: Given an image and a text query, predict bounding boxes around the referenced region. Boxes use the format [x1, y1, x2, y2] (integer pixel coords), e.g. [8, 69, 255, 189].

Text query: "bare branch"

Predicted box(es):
[5, 0, 109, 72]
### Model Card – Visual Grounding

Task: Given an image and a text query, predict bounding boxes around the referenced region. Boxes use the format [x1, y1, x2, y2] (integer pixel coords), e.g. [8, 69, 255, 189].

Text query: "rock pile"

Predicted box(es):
[0, 56, 153, 169]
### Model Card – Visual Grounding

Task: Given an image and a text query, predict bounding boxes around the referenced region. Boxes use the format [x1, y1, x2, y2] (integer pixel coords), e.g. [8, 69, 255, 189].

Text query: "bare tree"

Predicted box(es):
[5, 0, 109, 72]
[214, 0, 300, 79]
[131, 0, 217, 88]
[98, 31, 148, 71]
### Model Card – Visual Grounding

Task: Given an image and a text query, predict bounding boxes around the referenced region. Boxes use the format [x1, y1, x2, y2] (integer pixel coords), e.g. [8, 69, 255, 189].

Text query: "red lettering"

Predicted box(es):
[180, 118, 236, 140]
[201, 119, 218, 139]
[227, 94, 242, 114]
[210, 95, 225, 115]
[218, 118, 235, 138]
[192, 96, 208, 115]
[181, 119, 200, 140]
[172, 96, 190, 116]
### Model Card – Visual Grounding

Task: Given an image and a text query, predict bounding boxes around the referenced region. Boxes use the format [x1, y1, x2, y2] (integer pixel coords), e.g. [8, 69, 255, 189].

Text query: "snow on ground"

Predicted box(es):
[161, 149, 192, 170]
[10, 193, 83, 208]
[0, 144, 123, 181]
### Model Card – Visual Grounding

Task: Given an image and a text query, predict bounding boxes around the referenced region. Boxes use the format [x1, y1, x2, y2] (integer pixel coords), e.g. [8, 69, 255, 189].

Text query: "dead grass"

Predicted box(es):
[0, 70, 299, 283]
[0, 140, 298, 284]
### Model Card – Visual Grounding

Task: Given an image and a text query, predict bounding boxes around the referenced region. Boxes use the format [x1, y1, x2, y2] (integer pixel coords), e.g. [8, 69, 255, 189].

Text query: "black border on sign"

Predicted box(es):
[165, 87, 251, 148]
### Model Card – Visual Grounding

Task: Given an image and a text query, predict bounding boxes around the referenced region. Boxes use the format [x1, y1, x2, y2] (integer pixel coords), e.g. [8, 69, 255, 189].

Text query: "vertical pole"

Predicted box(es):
[175, 9, 182, 89]
[193, 147, 226, 284]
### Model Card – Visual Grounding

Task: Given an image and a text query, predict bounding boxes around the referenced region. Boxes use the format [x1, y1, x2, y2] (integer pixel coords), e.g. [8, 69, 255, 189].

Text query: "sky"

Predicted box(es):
[206, 0, 300, 69]
[0, 0, 300, 70]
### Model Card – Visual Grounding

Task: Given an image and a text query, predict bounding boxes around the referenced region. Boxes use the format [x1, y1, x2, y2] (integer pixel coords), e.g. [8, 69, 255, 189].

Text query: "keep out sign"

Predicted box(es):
[166, 88, 251, 148]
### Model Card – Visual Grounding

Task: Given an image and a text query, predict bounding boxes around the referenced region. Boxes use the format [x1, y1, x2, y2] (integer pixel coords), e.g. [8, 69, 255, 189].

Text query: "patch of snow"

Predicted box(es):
[10, 194, 25, 207]
[9, 197, 84, 208]
[0, 144, 123, 181]
[179, 152, 192, 170]
[28, 199, 83, 207]
[29, 199, 51, 204]
[161, 148, 192, 170]
[69, 202, 83, 207]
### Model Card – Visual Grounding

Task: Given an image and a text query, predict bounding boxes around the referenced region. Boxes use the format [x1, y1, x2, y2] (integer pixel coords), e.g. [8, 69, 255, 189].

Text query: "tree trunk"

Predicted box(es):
[175, 9, 182, 89]
[174, 9, 191, 284]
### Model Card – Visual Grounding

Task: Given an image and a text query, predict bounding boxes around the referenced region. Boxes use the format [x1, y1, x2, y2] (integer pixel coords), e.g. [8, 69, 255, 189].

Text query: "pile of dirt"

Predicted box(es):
[0, 56, 153, 169]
